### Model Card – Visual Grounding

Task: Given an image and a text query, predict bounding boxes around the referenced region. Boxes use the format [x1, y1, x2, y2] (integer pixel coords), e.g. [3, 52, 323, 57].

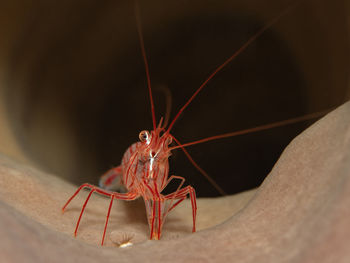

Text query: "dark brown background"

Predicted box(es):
[0, 0, 349, 196]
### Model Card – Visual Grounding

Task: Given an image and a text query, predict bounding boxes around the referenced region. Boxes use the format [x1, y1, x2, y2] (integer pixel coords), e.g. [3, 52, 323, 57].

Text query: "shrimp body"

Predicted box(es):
[120, 129, 170, 198]
[119, 127, 195, 240]
[63, 125, 197, 242]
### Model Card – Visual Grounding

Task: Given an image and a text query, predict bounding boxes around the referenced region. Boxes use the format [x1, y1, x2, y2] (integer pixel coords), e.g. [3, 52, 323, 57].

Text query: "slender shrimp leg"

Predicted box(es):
[146, 175, 186, 239]
[161, 176, 196, 233]
[146, 178, 197, 238]
[145, 180, 165, 240]
[62, 183, 137, 245]
[161, 175, 185, 213]
[146, 197, 164, 240]
[101, 195, 114, 246]
[165, 186, 197, 232]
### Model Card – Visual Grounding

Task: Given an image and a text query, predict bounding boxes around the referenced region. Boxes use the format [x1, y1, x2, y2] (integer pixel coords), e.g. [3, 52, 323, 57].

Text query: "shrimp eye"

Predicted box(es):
[139, 130, 150, 143]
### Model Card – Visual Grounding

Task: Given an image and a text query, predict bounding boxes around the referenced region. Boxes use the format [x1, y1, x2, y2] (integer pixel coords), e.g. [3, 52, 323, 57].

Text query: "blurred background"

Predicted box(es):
[0, 0, 348, 197]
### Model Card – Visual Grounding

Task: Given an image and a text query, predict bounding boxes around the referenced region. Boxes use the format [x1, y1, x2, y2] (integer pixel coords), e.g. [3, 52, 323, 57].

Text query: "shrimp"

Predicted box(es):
[62, 1, 326, 244]
[62, 119, 196, 242]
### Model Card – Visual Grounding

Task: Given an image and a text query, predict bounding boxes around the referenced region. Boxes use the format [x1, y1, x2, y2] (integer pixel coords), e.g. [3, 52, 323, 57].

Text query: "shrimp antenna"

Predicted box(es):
[135, 1, 157, 130]
[166, 3, 297, 133]
[169, 110, 330, 151]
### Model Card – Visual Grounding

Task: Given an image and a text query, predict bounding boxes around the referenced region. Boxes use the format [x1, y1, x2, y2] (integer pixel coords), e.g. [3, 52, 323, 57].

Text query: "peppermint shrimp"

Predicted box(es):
[62, 1, 325, 244]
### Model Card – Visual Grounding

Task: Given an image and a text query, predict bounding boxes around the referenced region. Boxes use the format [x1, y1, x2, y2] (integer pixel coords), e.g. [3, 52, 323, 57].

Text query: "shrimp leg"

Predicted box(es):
[101, 195, 114, 245]
[62, 183, 137, 243]
[148, 198, 163, 240]
[161, 175, 185, 214]
[165, 186, 197, 232]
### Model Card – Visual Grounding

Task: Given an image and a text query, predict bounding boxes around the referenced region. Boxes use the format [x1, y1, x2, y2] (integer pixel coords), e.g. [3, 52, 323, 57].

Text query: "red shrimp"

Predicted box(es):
[62, 1, 326, 245]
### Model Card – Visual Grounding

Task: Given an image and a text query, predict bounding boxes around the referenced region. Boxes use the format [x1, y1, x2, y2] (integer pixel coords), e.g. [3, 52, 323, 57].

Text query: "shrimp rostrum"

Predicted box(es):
[62, 2, 313, 244]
